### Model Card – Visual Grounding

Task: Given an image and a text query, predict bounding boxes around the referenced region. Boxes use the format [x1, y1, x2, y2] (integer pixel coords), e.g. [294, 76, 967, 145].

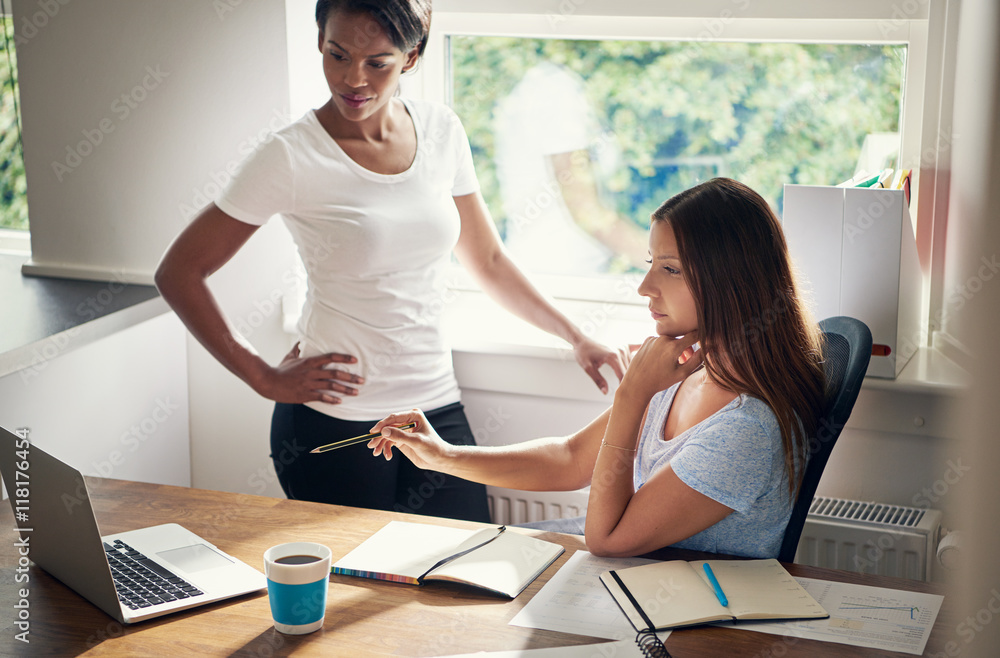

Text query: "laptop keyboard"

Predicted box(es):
[104, 539, 204, 610]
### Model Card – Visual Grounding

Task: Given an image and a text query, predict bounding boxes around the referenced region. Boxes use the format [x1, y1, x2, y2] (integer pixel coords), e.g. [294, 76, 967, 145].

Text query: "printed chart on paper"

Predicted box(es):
[835, 591, 936, 626]
[744, 577, 943, 655]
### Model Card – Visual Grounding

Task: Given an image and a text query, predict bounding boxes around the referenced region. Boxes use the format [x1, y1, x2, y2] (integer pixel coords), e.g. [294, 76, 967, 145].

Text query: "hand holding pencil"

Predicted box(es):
[365, 410, 452, 471]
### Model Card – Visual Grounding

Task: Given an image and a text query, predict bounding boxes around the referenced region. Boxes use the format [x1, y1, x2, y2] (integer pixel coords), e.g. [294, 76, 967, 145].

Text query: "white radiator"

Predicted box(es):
[486, 486, 588, 526]
[487, 490, 943, 582]
[795, 497, 943, 582]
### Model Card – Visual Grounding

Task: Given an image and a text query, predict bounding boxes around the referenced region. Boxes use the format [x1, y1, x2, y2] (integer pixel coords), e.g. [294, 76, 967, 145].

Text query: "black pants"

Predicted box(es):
[269, 401, 491, 523]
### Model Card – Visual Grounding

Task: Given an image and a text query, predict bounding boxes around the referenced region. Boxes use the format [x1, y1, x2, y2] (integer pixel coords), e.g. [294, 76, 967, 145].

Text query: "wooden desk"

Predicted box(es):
[0, 478, 952, 656]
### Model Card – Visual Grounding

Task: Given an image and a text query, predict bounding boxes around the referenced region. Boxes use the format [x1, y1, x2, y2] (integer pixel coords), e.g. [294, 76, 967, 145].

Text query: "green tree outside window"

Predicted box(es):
[451, 37, 904, 275]
[1, 14, 28, 231]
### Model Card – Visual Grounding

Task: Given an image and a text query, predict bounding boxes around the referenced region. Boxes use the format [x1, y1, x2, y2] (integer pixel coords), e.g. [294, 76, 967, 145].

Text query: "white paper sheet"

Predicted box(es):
[508, 550, 660, 641]
[509, 552, 943, 656]
[438, 639, 648, 657]
[740, 577, 945, 655]
[509, 549, 942, 655]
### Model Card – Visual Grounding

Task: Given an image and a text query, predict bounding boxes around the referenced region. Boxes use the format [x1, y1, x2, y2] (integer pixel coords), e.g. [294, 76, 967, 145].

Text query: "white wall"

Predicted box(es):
[947, 0, 1000, 652]
[10, 0, 306, 495]
[939, 0, 996, 351]
[0, 313, 190, 486]
[13, 0, 291, 284]
[186, 223, 299, 498]
[286, 0, 331, 118]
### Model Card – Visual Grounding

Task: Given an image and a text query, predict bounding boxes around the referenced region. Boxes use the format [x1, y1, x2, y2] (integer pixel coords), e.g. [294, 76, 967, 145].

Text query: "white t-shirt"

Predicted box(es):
[217, 98, 479, 420]
[493, 62, 615, 275]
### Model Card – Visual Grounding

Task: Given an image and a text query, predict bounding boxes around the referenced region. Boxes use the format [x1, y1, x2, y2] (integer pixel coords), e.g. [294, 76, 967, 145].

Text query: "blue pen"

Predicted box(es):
[703, 563, 728, 607]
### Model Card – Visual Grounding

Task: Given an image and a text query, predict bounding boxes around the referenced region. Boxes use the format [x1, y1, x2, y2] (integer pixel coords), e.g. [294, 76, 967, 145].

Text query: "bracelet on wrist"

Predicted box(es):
[601, 440, 636, 453]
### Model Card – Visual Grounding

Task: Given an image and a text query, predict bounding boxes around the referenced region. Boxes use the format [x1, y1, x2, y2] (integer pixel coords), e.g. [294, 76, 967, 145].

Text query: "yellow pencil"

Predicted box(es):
[310, 422, 417, 454]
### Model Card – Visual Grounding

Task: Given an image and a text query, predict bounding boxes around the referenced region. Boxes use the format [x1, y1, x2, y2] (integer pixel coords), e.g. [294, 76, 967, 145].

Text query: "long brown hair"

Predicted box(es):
[652, 178, 826, 497]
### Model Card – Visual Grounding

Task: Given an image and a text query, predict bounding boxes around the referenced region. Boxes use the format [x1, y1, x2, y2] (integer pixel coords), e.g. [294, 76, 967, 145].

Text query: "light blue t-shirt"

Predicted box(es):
[634, 383, 794, 558]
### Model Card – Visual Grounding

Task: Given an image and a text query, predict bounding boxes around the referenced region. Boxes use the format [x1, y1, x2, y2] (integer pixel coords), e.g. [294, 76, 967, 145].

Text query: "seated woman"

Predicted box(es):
[367, 178, 827, 559]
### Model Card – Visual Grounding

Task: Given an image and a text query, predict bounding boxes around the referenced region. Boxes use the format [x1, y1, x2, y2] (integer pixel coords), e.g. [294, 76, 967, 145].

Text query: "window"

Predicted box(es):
[1, 9, 27, 233]
[450, 36, 906, 280]
[415, 4, 933, 304]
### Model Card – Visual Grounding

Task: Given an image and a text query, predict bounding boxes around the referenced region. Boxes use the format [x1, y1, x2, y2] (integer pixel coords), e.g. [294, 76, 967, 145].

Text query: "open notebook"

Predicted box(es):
[601, 558, 829, 631]
[332, 521, 564, 598]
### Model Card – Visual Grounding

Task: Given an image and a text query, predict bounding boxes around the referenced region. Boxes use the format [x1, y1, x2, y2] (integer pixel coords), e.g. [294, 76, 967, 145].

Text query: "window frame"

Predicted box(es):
[0, 3, 28, 243]
[0, 227, 29, 253]
[409, 2, 942, 315]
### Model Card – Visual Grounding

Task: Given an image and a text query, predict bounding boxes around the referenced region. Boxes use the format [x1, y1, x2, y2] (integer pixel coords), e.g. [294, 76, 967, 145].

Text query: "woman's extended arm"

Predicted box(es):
[154, 204, 363, 404]
[584, 334, 732, 557]
[368, 406, 612, 492]
[372, 337, 733, 556]
[452, 192, 627, 394]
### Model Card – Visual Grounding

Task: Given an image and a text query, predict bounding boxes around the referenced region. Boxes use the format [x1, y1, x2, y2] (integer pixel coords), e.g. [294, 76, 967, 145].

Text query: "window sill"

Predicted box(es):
[0, 229, 31, 255]
[442, 289, 969, 401]
[860, 345, 968, 396]
[0, 253, 166, 379]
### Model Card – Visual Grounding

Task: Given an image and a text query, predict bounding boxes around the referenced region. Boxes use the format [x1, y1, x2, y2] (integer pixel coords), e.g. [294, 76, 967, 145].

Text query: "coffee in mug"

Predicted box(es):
[263, 542, 332, 634]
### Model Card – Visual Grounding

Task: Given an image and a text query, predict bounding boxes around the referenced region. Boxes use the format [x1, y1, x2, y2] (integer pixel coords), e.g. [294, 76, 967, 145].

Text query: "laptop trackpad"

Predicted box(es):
[157, 544, 234, 573]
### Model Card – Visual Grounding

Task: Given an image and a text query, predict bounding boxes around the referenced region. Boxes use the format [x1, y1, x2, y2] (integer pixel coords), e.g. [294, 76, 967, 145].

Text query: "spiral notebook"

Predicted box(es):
[438, 633, 671, 657]
[601, 558, 829, 632]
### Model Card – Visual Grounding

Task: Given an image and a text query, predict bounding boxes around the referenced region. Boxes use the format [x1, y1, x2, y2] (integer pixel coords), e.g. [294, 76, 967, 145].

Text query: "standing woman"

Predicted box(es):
[154, 0, 624, 522]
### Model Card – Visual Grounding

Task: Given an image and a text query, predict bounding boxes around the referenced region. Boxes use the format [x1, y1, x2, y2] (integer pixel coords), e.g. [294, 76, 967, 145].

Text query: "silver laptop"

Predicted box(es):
[0, 426, 265, 623]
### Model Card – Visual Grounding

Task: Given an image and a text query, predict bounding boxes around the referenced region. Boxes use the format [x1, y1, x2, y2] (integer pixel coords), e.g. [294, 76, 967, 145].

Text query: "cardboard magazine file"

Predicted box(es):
[782, 184, 922, 379]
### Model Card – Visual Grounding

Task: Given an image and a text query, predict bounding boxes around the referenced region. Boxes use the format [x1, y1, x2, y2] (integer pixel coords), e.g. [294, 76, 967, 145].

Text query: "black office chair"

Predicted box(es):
[777, 316, 872, 563]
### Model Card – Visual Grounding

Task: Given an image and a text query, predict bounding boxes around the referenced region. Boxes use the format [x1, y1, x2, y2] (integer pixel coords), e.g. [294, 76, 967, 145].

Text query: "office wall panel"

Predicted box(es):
[13, 0, 290, 283]
[0, 313, 190, 486]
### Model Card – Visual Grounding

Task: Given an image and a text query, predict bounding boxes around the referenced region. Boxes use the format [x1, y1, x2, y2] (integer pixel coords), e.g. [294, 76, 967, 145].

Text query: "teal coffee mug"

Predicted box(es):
[263, 542, 332, 634]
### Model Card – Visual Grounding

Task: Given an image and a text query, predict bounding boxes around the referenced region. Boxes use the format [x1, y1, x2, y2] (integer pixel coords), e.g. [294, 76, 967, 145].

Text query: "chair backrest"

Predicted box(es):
[777, 316, 873, 563]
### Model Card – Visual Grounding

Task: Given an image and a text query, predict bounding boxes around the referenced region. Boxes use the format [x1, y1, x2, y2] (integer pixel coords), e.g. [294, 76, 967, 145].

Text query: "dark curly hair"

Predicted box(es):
[315, 0, 431, 57]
